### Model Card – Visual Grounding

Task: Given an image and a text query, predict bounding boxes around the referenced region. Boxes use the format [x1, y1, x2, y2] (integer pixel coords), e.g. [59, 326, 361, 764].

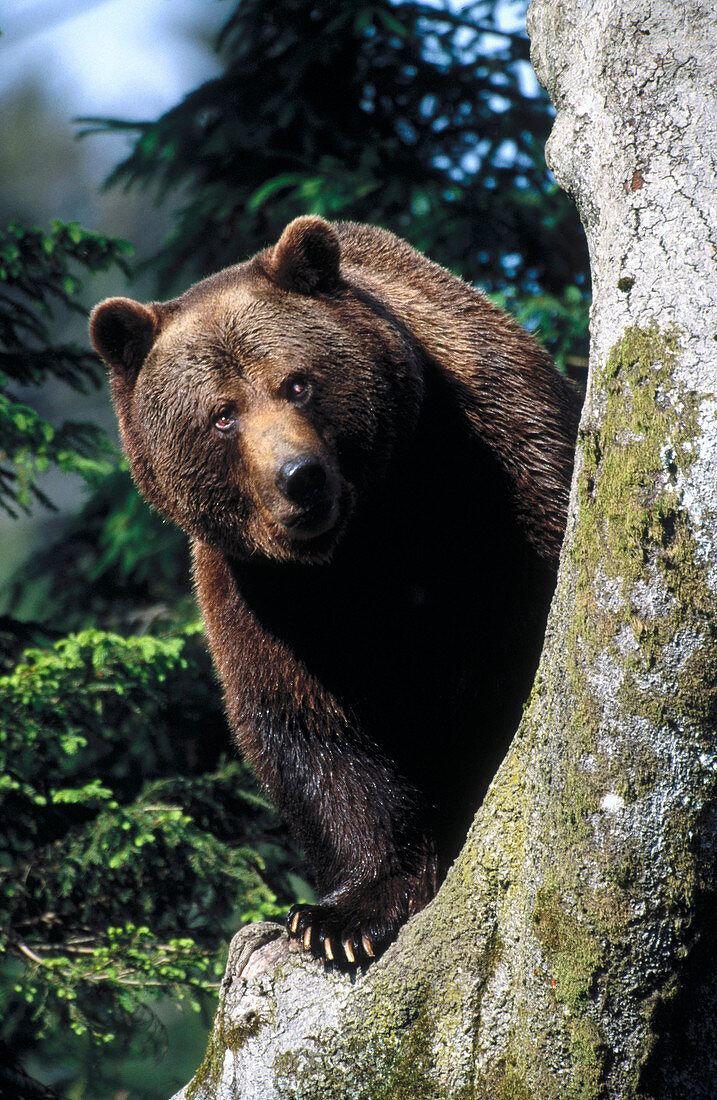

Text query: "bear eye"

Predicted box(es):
[285, 374, 312, 405]
[213, 404, 237, 433]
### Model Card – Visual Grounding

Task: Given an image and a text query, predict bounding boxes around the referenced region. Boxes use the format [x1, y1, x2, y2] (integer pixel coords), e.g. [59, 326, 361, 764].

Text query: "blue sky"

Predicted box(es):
[2, 0, 224, 119]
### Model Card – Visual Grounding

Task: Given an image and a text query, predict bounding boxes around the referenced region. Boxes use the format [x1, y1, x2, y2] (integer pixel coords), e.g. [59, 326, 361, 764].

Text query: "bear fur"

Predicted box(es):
[90, 217, 581, 966]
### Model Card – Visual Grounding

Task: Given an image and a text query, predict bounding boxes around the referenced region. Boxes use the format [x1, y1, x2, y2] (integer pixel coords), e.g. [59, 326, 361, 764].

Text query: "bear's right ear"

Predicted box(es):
[89, 298, 161, 384]
[269, 216, 341, 296]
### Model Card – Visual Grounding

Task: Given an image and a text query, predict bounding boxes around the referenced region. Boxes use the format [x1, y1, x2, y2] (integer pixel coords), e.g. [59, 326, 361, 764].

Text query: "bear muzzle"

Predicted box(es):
[277, 454, 328, 507]
[274, 453, 340, 540]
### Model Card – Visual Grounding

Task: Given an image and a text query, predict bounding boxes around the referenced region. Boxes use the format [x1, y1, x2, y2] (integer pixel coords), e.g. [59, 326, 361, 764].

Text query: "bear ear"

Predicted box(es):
[89, 297, 161, 383]
[269, 216, 341, 295]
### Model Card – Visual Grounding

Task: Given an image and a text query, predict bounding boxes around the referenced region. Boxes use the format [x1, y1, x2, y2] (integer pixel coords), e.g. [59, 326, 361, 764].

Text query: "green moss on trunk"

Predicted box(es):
[516, 323, 717, 1097]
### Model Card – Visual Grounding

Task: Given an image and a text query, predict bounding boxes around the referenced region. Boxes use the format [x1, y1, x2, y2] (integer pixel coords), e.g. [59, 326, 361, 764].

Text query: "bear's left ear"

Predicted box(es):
[269, 216, 341, 295]
[89, 297, 161, 385]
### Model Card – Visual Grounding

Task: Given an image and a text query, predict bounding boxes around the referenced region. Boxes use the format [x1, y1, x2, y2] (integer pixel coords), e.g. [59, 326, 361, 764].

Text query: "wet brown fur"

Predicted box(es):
[90, 217, 581, 966]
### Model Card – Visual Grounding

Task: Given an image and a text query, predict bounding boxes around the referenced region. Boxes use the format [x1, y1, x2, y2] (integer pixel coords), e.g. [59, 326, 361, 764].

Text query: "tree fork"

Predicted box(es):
[172, 2, 717, 1096]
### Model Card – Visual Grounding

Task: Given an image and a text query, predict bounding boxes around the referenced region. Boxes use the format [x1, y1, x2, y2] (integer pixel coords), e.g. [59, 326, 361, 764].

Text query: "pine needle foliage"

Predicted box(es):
[0, 627, 297, 1050]
[0, 221, 131, 516]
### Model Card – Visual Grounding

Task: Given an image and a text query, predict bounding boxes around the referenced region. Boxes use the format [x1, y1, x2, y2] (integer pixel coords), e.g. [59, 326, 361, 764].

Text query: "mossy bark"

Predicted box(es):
[171, 2, 717, 1096]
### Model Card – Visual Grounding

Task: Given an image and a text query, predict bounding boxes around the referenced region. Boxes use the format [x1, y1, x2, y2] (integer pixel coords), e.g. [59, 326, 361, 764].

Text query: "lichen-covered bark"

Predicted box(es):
[519, 2, 717, 1092]
[171, 3, 717, 1096]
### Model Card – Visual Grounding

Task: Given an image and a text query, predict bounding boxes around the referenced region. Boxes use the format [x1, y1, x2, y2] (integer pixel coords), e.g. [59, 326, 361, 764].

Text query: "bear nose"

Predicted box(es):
[276, 455, 328, 507]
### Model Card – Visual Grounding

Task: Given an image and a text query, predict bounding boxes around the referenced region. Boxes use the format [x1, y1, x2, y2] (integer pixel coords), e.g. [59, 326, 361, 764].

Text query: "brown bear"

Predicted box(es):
[90, 216, 581, 967]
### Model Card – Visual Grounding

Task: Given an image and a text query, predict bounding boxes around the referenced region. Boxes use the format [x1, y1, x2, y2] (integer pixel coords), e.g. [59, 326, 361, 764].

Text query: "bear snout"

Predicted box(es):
[275, 453, 340, 539]
[277, 454, 327, 507]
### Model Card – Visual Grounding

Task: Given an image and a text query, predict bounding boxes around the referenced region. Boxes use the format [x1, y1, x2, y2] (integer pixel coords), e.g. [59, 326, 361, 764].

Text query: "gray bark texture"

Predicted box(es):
[171, 2, 717, 1096]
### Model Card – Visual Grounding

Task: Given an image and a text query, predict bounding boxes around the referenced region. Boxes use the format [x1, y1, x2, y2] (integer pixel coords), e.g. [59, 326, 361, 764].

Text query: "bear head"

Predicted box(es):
[90, 217, 423, 564]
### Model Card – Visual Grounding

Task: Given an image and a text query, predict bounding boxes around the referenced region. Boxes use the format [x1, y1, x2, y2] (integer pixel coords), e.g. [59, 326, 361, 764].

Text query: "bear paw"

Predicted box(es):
[285, 866, 437, 968]
[286, 902, 391, 967]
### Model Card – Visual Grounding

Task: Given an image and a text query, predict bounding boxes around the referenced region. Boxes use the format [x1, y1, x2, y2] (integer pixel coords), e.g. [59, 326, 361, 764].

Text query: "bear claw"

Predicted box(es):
[285, 903, 386, 968]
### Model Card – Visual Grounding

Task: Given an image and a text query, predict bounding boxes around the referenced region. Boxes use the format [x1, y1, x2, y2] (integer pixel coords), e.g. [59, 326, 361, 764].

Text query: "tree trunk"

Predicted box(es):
[171, 2, 717, 1096]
